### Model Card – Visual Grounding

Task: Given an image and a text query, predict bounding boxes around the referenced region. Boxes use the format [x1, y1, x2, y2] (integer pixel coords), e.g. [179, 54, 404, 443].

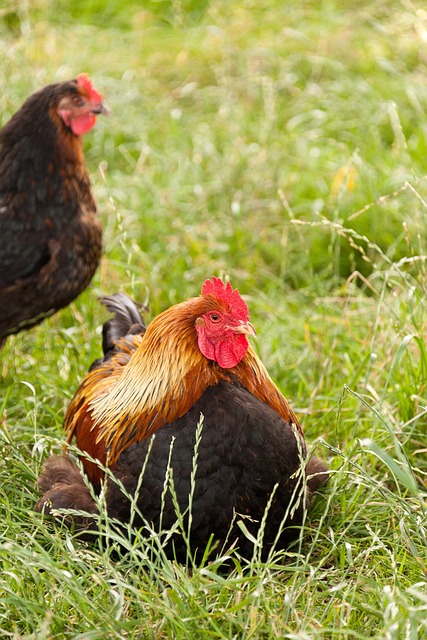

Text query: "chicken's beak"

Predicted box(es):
[91, 102, 111, 116]
[232, 321, 257, 337]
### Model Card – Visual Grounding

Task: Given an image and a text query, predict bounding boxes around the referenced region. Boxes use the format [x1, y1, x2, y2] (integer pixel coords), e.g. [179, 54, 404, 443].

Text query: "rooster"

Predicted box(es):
[36, 278, 328, 560]
[0, 74, 109, 346]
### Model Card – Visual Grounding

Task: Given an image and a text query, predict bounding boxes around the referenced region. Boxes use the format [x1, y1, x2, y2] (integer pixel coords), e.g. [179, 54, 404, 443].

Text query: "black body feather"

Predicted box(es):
[107, 379, 324, 561]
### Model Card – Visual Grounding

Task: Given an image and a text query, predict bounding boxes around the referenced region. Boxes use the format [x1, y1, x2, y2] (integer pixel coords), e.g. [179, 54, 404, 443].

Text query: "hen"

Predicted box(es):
[36, 278, 328, 561]
[0, 74, 109, 346]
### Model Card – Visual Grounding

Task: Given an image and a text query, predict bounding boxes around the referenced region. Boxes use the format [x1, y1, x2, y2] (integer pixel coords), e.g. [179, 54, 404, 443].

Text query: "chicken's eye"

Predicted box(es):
[210, 313, 220, 322]
[72, 95, 84, 107]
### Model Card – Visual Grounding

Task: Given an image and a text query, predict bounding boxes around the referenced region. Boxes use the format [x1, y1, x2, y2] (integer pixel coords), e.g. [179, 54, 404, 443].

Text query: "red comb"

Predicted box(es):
[201, 277, 249, 320]
[77, 73, 103, 103]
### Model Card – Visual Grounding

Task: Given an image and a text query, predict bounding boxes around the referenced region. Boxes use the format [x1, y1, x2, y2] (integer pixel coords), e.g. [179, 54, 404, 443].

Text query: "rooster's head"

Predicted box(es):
[195, 276, 256, 368]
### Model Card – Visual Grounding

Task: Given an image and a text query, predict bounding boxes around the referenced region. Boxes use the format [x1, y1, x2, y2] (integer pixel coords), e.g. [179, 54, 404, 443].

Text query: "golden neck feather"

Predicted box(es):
[89, 301, 220, 462]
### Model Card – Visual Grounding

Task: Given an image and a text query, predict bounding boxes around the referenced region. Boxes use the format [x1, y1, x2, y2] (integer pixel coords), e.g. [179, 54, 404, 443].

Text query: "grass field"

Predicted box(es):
[1, 0, 427, 637]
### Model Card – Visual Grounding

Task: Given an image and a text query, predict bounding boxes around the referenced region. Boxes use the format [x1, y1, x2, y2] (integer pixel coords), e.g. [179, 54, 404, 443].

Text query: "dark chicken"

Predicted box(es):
[0, 74, 109, 345]
[36, 278, 328, 560]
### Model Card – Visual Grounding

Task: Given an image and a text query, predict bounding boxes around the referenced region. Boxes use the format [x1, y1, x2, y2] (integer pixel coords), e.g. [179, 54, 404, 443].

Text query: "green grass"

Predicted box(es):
[1, 0, 427, 637]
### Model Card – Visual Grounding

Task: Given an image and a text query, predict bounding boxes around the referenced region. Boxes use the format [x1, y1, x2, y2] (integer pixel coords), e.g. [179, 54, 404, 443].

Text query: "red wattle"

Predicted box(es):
[215, 335, 248, 368]
[197, 327, 248, 369]
[70, 113, 96, 136]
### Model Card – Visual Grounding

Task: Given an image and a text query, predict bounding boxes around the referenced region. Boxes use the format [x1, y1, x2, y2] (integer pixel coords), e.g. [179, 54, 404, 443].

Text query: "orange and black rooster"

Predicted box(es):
[0, 74, 109, 346]
[36, 278, 328, 560]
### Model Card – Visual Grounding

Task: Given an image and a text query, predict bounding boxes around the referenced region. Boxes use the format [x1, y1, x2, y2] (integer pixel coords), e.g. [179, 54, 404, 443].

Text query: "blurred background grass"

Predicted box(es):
[0, 1, 426, 638]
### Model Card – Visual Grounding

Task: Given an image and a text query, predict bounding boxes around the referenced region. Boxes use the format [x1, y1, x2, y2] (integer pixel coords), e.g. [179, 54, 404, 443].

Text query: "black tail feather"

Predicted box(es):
[100, 292, 147, 356]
